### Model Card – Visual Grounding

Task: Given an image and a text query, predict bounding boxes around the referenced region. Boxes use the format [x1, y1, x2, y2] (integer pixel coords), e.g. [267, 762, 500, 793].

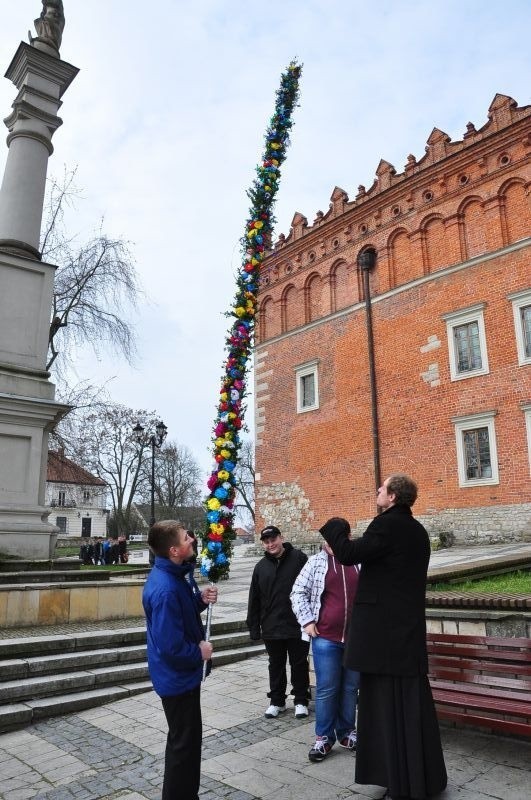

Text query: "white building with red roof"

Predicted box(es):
[46, 450, 108, 538]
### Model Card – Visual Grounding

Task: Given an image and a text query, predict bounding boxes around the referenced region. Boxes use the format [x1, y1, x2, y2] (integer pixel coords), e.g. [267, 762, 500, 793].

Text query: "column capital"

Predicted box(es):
[3, 43, 79, 148]
[0, 43, 78, 256]
[5, 42, 78, 99]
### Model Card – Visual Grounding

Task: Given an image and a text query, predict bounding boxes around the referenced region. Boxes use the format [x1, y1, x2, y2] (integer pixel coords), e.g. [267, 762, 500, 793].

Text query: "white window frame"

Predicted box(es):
[443, 304, 489, 381]
[523, 403, 531, 476]
[452, 411, 499, 487]
[508, 289, 531, 366]
[296, 359, 319, 413]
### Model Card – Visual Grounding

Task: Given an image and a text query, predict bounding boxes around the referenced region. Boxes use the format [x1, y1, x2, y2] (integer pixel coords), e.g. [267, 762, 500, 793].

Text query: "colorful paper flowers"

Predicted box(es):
[201, 60, 302, 582]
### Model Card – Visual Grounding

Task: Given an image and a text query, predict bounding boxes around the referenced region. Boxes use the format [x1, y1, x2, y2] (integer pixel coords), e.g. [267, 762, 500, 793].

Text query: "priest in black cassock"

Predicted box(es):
[320, 474, 447, 800]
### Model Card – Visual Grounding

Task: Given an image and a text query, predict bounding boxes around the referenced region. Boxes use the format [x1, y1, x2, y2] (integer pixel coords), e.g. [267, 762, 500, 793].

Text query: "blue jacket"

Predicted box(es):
[142, 556, 207, 697]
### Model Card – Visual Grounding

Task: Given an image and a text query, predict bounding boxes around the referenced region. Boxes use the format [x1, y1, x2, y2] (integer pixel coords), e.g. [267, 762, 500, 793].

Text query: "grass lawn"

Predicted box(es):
[429, 570, 531, 594]
[55, 543, 147, 558]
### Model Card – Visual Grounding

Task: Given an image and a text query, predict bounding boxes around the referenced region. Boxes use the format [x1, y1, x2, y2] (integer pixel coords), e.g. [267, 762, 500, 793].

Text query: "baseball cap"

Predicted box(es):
[260, 525, 281, 540]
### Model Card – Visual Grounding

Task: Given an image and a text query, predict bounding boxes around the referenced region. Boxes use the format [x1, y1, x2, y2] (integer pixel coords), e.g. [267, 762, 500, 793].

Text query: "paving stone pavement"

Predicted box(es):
[0, 653, 529, 800]
[0, 542, 530, 798]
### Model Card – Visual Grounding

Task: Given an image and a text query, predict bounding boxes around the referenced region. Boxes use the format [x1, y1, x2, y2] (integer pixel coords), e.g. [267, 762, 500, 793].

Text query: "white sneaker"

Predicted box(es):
[294, 704, 309, 718]
[264, 704, 287, 718]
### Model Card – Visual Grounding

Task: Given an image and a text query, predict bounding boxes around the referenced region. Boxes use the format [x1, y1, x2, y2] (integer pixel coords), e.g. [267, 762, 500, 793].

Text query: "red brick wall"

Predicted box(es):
[255, 95, 531, 540]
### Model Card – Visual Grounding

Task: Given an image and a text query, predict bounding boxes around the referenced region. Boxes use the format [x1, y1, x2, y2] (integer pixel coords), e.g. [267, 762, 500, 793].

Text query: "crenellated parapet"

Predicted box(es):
[276, 94, 529, 248]
[257, 94, 531, 342]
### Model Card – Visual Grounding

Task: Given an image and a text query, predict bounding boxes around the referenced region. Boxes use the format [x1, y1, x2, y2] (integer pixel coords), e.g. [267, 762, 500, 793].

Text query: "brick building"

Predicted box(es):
[254, 94, 531, 545]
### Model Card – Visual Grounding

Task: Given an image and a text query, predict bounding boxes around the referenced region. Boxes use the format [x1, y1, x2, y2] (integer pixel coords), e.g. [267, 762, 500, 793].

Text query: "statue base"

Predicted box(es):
[0, 511, 58, 560]
[29, 37, 60, 59]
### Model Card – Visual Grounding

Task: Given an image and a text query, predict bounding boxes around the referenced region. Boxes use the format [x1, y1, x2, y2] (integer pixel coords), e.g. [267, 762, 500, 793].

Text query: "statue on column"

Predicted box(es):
[30, 1, 65, 54]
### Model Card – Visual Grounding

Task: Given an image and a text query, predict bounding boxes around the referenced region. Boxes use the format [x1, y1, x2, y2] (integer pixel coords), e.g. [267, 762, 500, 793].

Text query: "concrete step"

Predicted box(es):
[213, 643, 266, 666]
[0, 620, 265, 732]
[0, 646, 264, 733]
[212, 630, 258, 650]
[0, 661, 150, 703]
[0, 682, 154, 733]
[0, 628, 147, 659]
[0, 644, 147, 680]
[0, 637, 262, 677]
[0, 625, 252, 661]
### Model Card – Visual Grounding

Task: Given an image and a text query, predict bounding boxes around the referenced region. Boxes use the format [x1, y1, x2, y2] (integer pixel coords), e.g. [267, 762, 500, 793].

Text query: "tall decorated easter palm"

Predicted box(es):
[201, 62, 302, 585]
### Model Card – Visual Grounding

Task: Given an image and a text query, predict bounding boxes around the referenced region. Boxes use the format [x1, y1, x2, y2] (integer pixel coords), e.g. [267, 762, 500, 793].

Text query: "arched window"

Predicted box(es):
[422, 216, 446, 272]
[259, 296, 274, 342]
[500, 179, 530, 244]
[305, 272, 321, 323]
[388, 228, 417, 287]
[459, 197, 488, 259]
[330, 260, 351, 311]
[282, 284, 303, 332]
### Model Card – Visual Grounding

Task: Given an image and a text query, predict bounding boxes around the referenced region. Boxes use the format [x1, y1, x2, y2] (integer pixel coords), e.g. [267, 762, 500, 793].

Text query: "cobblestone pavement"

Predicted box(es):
[1, 543, 530, 798]
[0, 653, 529, 800]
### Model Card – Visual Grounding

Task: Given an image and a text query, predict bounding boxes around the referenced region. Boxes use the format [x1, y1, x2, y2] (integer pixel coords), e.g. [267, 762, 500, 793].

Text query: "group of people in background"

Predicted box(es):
[79, 535, 128, 565]
[142, 473, 448, 800]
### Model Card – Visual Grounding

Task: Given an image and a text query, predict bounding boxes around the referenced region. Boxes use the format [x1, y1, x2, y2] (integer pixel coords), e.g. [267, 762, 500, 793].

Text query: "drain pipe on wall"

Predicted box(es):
[358, 248, 381, 495]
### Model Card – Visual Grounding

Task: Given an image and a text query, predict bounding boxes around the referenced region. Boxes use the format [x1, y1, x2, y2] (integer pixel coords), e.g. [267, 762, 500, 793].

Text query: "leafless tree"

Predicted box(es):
[233, 438, 255, 527]
[138, 440, 203, 518]
[41, 169, 142, 374]
[70, 403, 159, 536]
[49, 379, 113, 452]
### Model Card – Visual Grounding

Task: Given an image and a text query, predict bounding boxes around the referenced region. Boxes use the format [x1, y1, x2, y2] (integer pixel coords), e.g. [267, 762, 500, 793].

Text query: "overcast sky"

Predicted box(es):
[1, 1, 530, 479]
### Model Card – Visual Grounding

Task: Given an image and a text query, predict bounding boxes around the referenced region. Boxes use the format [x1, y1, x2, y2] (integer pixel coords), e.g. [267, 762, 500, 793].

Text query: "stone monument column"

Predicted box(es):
[0, 3, 78, 559]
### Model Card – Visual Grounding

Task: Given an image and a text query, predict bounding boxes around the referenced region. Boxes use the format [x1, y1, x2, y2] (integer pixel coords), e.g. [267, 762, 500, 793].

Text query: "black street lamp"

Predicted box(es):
[133, 420, 168, 527]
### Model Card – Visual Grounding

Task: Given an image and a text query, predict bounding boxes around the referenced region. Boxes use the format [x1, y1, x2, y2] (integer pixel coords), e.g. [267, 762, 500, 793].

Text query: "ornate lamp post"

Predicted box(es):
[133, 420, 168, 527]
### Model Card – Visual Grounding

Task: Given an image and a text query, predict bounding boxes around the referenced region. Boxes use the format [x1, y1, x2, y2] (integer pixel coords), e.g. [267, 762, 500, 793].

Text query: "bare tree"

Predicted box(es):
[70, 403, 159, 536]
[137, 440, 203, 518]
[233, 439, 255, 528]
[41, 169, 142, 374]
[49, 379, 113, 452]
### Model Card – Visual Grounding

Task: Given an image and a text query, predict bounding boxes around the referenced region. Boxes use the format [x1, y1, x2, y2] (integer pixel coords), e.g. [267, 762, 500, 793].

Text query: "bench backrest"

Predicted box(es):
[427, 632, 531, 690]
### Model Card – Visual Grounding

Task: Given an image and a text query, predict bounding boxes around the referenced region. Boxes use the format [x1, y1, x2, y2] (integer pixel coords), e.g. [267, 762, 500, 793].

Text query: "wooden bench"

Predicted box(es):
[427, 632, 531, 738]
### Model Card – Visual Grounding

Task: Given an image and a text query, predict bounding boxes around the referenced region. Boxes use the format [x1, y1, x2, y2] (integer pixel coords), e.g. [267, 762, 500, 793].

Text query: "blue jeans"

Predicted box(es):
[312, 635, 360, 743]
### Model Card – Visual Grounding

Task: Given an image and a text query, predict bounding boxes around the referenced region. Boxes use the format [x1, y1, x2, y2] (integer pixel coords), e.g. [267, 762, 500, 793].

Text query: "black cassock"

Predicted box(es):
[320, 509, 447, 799]
[356, 673, 447, 799]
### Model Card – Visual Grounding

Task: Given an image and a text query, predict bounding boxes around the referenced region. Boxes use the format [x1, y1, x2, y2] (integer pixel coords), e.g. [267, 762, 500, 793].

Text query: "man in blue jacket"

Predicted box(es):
[143, 520, 218, 800]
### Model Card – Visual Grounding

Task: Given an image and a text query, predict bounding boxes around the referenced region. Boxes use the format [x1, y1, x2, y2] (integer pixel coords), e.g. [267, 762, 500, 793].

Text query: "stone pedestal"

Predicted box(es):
[0, 251, 69, 558]
[0, 39, 78, 559]
[0, 393, 69, 559]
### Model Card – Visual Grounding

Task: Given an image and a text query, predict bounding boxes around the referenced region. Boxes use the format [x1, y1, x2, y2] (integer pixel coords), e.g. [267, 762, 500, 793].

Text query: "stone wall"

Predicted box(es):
[257, 477, 531, 546]
[0, 580, 144, 628]
[257, 481, 315, 539]
[426, 608, 531, 638]
[418, 503, 531, 545]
